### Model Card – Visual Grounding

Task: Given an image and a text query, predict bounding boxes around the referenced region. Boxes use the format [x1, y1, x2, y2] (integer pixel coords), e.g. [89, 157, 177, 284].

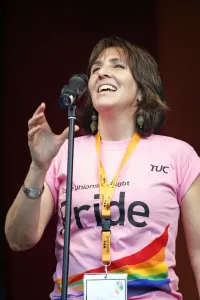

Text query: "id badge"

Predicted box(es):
[84, 273, 127, 300]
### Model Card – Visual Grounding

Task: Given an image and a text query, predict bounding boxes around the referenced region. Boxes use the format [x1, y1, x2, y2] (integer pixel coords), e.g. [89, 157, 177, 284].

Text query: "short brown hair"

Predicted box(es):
[77, 36, 168, 137]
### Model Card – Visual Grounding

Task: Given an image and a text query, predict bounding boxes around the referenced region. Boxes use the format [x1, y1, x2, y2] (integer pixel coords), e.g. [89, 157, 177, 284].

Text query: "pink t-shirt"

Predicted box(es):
[45, 134, 200, 300]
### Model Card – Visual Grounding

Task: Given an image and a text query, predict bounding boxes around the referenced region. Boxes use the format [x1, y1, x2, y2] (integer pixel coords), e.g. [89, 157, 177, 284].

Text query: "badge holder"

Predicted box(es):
[102, 262, 111, 279]
[83, 201, 127, 299]
[84, 268, 127, 300]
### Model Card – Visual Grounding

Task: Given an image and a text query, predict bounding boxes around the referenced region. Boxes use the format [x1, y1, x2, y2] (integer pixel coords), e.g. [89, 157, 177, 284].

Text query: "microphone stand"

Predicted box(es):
[58, 73, 88, 299]
[61, 104, 76, 300]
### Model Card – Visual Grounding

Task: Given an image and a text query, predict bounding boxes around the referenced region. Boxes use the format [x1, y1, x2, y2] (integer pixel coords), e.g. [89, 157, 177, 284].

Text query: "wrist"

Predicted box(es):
[23, 162, 49, 191]
[22, 184, 45, 199]
[30, 161, 50, 173]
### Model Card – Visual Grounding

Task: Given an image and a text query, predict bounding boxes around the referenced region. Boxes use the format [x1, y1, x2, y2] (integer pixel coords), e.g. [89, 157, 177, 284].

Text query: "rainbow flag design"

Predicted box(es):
[54, 225, 171, 299]
[115, 280, 124, 294]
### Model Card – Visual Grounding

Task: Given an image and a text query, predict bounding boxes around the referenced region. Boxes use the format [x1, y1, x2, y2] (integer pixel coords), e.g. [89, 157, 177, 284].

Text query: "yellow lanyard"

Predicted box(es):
[95, 132, 140, 264]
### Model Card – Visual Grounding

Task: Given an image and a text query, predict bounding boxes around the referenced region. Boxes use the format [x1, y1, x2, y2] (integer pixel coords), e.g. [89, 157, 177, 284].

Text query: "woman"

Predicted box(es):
[5, 36, 200, 299]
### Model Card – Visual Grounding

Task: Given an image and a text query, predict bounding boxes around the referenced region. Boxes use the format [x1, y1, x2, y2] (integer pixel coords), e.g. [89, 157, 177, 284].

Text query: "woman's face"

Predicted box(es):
[88, 47, 140, 115]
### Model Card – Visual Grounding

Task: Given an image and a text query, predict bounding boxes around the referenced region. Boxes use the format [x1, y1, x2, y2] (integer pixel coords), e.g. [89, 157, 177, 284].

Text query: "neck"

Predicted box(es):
[98, 110, 135, 141]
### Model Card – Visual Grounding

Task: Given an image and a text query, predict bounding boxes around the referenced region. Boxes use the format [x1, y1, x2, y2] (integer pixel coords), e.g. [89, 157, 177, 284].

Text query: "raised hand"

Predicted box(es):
[28, 102, 79, 170]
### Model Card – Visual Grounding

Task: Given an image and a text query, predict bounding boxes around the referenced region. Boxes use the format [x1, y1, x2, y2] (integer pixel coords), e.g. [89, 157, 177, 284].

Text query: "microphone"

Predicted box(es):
[59, 73, 88, 108]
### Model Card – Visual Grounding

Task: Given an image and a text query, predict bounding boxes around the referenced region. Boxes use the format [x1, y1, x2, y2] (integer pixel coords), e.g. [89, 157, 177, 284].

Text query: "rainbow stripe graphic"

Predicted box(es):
[54, 225, 171, 299]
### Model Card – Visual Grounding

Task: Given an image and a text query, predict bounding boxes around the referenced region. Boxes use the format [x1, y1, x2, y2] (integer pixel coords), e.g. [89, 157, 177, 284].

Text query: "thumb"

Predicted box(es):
[59, 125, 80, 142]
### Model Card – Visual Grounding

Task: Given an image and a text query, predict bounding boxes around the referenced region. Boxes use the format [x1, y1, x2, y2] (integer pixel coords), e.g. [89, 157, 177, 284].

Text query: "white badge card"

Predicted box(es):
[84, 273, 127, 300]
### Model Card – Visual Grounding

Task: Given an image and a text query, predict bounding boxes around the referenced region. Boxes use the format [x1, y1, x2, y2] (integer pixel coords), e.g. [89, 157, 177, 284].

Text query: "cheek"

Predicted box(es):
[127, 80, 138, 95]
[88, 77, 95, 93]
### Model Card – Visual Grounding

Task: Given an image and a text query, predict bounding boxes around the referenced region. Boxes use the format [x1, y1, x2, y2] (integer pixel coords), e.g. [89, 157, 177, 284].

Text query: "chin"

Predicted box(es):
[94, 102, 116, 113]
[94, 96, 118, 108]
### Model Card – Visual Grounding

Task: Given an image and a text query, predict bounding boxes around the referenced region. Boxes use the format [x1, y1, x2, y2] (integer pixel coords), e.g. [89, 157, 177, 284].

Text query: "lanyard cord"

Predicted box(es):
[95, 132, 140, 264]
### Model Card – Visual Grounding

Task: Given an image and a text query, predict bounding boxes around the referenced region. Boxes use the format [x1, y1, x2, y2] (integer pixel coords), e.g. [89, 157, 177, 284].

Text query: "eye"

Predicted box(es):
[91, 67, 100, 74]
[114, 64, 125, 69]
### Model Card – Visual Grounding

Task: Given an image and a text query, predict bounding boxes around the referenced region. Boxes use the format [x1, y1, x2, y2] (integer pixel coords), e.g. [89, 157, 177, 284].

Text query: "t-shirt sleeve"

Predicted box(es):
[45, 141, 68, 212]
[45, 157, 58, 212]
[178, 144, 200, 203]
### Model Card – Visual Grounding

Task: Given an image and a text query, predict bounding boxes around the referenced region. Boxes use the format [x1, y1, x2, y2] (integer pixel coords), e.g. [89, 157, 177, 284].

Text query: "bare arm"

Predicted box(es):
[181, 175, 200, 296]
[5, 163, 54, 251]
[5, 103, 79, 251]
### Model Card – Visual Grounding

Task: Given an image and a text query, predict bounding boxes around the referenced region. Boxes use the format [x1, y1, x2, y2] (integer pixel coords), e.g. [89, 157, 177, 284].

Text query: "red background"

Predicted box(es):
[3, 1, 200, 299]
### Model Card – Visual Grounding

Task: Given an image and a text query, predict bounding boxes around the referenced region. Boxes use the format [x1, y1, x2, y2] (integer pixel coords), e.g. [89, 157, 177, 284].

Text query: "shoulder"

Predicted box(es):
[74, 134, 95, 145]
[141, 134, 200, 171]
[49, 135, 95, 171]
[144, 134, 196, 156]
[66, 134, 95, 148]
[60, 134, 95, 155]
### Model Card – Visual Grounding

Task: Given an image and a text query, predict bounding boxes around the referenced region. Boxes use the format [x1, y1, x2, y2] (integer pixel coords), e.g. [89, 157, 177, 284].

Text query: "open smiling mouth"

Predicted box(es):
[98, 84, 117, 93]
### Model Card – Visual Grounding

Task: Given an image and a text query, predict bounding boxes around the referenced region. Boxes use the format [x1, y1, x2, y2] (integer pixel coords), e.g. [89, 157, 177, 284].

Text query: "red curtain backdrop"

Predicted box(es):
[3, 1, 200, 299]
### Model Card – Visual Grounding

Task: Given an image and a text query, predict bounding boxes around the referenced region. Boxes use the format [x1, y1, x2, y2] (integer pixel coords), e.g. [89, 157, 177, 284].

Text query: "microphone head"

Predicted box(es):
[70, 73, 88, 84]
[59, 73, 88, 108]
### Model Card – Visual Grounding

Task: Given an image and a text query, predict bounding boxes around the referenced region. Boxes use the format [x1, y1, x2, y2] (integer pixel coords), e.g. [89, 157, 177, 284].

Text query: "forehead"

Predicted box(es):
[94, 47, 127, 62]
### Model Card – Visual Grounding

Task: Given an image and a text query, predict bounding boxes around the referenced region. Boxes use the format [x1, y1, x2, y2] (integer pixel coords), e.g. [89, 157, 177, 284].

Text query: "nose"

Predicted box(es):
[98, 65, 111, 78]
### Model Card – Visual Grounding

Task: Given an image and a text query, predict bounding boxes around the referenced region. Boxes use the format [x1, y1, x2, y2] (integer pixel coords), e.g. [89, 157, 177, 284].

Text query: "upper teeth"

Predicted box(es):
[98, 85, 117, 92]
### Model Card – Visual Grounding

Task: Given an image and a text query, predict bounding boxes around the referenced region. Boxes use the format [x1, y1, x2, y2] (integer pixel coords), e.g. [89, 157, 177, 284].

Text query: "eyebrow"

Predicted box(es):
[92, 58, 126, 67]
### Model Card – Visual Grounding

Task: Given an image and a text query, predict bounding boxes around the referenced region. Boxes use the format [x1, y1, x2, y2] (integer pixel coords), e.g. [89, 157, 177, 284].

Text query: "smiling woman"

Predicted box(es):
[5, 35, 200, 300]
[78, 36, 168, 139]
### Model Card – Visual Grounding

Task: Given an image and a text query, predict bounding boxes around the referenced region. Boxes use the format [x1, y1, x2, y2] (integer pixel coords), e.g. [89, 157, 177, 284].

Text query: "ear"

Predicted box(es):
[136, 90, 142, 103]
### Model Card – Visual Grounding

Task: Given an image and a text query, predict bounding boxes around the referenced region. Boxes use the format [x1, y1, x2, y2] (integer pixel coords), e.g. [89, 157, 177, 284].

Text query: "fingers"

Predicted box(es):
[59, 125, 80, 142]
[60, 127, 69, 141]
[33, 102, 46, 116]
[75, 125, 80, 132]
[28, 103, 47, 130]
[28, 112, 46, 130]
[28, 125, 41, 141]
